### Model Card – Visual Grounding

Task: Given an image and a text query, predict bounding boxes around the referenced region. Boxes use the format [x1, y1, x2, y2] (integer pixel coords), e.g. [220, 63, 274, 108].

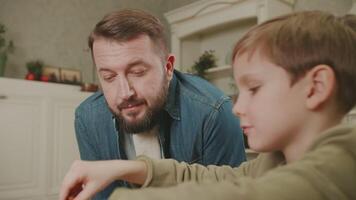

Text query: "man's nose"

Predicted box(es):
[117, 77, 134, 100]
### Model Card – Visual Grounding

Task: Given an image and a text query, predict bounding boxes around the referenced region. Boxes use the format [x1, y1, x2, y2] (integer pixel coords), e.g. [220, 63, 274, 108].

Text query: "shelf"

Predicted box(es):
[348, 108, 356, 115]
[343, 108, 356, 124]
[165, 0, 294, 95]
[204, 65, 235, 95]
[206, 65, 231, 74]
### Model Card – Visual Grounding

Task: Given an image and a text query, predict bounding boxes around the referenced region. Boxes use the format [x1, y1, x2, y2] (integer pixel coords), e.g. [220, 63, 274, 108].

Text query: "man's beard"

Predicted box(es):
[111, 77, 169, 134]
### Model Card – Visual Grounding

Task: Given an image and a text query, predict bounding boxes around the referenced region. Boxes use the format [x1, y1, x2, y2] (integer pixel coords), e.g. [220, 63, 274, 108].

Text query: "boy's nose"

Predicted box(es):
[232, 95, 245, 117]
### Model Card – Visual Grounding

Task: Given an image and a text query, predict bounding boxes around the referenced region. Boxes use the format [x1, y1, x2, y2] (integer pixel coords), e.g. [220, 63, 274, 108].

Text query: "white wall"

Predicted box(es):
[0, 0, 197, 82]
[0, 0, 354, 82]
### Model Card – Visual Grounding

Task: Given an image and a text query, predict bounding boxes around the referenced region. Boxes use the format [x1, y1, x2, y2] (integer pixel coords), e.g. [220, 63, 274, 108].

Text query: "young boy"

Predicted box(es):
[60, 11, 356, 200]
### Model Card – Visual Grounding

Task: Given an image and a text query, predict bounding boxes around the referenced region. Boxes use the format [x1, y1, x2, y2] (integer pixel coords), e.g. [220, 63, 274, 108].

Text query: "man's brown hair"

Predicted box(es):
[233, 11, 356, 113]
[88, 9, 168, 59]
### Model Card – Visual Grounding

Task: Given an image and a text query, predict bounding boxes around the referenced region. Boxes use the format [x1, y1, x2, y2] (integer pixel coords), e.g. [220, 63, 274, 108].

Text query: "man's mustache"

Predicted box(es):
[117, 98, 146, 110]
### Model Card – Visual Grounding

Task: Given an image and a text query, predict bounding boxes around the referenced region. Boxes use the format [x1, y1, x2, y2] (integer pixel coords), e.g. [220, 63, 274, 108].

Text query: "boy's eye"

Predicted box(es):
[248, 86, 260, 94]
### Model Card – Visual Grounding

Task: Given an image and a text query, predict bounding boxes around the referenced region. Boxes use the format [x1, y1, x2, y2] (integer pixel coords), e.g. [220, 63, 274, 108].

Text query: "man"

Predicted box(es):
[74, 9, 245, 199]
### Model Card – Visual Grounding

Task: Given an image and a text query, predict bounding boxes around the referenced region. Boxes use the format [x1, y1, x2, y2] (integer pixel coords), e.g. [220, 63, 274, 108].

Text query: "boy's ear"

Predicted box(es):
[305, 65, 336, 110]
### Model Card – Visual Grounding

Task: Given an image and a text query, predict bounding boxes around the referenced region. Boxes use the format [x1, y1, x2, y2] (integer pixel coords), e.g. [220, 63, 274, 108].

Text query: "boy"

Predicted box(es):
[60, 11, 356, 200]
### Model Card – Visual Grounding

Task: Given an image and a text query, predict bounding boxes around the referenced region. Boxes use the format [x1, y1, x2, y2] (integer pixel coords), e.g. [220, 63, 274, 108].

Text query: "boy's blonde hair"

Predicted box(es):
[233, 11, 356, 114]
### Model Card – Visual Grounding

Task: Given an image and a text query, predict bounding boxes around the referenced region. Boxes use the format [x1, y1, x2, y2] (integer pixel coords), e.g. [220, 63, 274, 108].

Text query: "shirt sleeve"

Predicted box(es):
[110, 174, 323, 200]
[110, 125, 356, 200]
[109, 156, 336, 200]
[137, 156, 252, 188]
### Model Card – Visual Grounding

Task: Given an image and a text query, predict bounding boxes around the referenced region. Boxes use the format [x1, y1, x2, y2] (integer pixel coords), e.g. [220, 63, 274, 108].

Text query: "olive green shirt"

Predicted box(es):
[110, 124, 356, 200]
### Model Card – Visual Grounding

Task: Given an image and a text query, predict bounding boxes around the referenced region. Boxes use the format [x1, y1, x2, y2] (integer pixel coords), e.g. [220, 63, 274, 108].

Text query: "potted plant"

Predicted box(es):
[0, 23, 14, 77]
[191, 50, 217, 79]
[26, 60, 43, 80]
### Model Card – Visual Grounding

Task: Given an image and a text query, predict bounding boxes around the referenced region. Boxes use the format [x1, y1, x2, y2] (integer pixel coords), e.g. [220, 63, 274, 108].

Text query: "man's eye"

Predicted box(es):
[130, 70, 145, 76]
[102, 75, 115, 82]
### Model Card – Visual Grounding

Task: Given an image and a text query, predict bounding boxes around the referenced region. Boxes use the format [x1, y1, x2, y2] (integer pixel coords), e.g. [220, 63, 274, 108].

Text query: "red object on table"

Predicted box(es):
[25, 73, 36, 80]
[40, 75, 49, 82]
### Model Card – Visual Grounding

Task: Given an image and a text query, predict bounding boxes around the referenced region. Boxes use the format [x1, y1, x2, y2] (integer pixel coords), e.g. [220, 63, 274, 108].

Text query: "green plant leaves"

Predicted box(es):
[0, 23, 14, 53]
[191, 50, 217, 78]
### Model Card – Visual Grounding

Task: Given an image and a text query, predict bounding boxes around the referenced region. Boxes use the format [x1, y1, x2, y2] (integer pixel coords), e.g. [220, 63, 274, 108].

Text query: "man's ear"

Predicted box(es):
[305, 64, 336, 110]
[165, 54, 175, 80]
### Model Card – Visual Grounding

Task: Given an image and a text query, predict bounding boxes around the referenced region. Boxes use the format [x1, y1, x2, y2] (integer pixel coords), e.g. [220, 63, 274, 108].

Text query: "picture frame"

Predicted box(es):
[42, 66, 61, 82]
[60, 68, 82, 85]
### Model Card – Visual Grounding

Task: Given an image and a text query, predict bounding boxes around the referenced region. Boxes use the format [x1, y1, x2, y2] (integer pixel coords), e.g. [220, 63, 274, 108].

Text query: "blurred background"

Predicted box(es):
[0, 0, 354, 82]
[1, 1, 355, 200]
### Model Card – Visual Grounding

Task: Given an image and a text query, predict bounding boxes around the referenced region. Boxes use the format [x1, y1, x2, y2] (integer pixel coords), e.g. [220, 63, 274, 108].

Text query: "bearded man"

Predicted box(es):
[75, 9, 246, 200]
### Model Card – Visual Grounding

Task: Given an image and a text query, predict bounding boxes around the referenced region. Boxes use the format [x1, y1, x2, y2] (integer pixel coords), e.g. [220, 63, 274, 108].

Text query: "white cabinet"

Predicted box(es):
[0, 78, 92, 200]
[165, 0, 295, 95]
[349, 0, 356, 14]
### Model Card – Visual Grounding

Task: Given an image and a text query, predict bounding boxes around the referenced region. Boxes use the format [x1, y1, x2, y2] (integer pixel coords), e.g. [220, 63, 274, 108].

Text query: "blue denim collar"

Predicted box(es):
[164, 71, 180, 120]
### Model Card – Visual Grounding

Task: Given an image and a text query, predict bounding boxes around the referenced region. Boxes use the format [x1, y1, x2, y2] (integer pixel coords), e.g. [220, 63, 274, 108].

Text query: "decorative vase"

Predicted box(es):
[0, 52, 7, 77]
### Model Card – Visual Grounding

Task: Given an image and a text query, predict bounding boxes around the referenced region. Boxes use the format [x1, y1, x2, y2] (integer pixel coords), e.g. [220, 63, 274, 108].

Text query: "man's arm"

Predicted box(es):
[202, 97, 246, 166]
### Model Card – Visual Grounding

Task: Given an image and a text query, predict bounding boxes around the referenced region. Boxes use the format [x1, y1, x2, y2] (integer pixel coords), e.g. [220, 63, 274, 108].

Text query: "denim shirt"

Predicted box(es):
[74, 70, 246, 200]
